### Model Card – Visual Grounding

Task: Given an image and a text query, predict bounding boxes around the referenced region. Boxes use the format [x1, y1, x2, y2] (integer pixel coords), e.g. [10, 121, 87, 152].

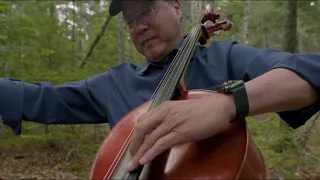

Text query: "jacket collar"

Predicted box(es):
[136, 38, 184, 75]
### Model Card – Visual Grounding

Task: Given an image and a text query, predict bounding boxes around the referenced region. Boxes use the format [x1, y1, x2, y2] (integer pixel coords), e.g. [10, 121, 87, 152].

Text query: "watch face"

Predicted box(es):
[217, 80, 244, 90]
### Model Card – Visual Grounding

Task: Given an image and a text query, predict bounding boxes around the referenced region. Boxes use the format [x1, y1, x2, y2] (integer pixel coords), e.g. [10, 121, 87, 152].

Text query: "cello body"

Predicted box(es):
[89, 89, 269, 179]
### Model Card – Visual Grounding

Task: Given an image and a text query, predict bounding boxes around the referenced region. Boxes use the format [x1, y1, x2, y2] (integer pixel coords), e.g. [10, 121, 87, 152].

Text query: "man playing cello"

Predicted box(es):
[1, 0, 320, 175]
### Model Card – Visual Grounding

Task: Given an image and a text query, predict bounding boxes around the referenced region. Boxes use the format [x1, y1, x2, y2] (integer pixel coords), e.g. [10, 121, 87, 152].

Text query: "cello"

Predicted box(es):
[89, 9, 269, 180]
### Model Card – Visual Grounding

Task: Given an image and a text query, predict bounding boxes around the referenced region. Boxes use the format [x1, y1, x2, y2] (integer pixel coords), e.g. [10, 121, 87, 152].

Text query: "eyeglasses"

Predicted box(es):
[124, 1, 164, 32]
[125, 7, 155, 32]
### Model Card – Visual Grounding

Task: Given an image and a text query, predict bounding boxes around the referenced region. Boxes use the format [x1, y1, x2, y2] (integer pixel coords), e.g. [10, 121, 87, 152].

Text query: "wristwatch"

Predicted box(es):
[215, 80, 249, 122]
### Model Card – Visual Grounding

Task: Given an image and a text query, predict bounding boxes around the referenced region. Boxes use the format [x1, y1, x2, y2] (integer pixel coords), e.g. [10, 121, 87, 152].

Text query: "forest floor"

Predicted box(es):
[0, 149, 82, 179]
[0, 143, 97, 179]
[1, 114, 320, 179]
[0, 124, 107, 179]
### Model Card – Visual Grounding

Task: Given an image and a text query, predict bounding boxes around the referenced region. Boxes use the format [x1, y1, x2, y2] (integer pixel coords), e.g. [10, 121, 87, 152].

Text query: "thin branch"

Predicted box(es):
[298, 150, 320, 162]
[314, 112, 320, 139]
[79, 15, 113, 69]
[298, 112, 320, 147]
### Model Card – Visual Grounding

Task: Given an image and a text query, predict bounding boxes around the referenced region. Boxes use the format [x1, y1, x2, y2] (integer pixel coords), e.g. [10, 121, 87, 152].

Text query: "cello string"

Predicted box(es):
[149, 33, 191, 102]
[104, 35, 192, 180]
[158, 25, 201, 104]
[106, 25, 202, 180]
[125, 26, 201, 178]
[118, 28, 197, 179]
[104, 32, 194, 180]
[118, 28, 201, 179]
[149, 26, 198, 108]
[112, 27, 199, 179]
[148, 28, 194, 106]
[106, 131, 136, 179]
[153, 25, 201, 106]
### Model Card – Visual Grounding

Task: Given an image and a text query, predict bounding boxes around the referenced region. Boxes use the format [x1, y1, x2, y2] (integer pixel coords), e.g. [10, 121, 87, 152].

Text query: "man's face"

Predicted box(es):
[122, 0, 182, 63]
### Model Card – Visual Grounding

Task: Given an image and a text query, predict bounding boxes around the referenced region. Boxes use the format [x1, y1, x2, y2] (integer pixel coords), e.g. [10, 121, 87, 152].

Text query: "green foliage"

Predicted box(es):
[0, 0, 320, 179]
[247, 114, 320, 179]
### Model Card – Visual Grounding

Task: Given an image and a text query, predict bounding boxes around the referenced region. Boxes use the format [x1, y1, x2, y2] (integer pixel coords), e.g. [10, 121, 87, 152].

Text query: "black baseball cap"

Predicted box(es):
[109, 0, 123, 16]
[109, 0, 176, 16]
[109, 0, 152, 16]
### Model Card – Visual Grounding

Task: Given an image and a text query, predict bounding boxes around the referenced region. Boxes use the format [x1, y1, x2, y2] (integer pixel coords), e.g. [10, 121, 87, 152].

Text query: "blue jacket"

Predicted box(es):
[2, 39, 320, 135]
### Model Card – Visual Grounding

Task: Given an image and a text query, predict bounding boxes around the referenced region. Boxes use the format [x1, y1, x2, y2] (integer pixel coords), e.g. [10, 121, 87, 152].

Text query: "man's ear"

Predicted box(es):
[173, 0, 182, 21]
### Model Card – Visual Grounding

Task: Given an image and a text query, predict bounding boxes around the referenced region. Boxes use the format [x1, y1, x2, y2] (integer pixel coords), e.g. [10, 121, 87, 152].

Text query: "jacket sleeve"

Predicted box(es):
[226, 41, 320, 128]
[1, 73, 109, 136]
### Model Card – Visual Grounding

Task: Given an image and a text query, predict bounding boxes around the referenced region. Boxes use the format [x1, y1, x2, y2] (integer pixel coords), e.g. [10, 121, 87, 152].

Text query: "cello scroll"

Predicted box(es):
[197, 9, 233, 45]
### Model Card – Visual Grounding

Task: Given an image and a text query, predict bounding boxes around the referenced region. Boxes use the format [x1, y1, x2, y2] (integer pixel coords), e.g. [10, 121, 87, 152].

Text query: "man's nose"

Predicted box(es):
[134, 20, 149, 34]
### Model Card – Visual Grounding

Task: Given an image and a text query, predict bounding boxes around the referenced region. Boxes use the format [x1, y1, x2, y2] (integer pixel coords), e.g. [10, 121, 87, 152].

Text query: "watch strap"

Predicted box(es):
[230, 85, 249, 122]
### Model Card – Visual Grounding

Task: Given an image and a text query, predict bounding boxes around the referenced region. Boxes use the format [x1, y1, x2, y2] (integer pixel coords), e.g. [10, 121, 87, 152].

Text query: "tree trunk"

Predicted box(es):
[118, 13, 123, 64]
[242, 0, 249, 45]
[283, 1, 298, 53]
[180, 1, 191, 33]
[297, 14, 303, 53]
[72, 0, 76, 65]
[279, 0, 298, 152]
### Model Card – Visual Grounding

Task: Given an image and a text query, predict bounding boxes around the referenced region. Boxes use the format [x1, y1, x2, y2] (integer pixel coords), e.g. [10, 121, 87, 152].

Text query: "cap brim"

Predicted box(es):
[109, 0, 174, 16]
[109, 0, 122, 16]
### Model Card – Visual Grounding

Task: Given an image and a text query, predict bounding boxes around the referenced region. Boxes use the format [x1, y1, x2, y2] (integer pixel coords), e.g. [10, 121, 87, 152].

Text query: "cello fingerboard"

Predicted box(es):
[109, 150, 141, 179]
[148, 24, 203, 110]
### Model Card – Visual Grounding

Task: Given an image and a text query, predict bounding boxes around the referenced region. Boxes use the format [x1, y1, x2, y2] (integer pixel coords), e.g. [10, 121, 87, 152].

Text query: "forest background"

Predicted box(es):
[0, 0, 319, 179]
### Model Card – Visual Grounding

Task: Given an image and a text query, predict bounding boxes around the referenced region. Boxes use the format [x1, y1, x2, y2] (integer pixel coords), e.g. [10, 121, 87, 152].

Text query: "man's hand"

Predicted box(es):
[127, 93, 236, 171]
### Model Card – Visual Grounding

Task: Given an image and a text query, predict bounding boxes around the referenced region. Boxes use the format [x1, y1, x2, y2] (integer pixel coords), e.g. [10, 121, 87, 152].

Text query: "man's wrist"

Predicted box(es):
[216, 80, 249, 122]
[221, 93, 237, 122]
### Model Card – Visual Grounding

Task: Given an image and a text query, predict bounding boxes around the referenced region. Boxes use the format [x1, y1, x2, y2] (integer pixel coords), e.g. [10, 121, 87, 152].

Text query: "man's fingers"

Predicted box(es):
[139, 132, 180, 165]
[129, 124, 149, 159]
[128, 119, 170, 171]
[129, 110, 163, 156]
[128, 104, 171, 170]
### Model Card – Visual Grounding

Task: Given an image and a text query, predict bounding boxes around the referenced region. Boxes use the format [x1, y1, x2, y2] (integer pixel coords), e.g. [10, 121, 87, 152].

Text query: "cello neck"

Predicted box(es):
[148, 24, 205, 110]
